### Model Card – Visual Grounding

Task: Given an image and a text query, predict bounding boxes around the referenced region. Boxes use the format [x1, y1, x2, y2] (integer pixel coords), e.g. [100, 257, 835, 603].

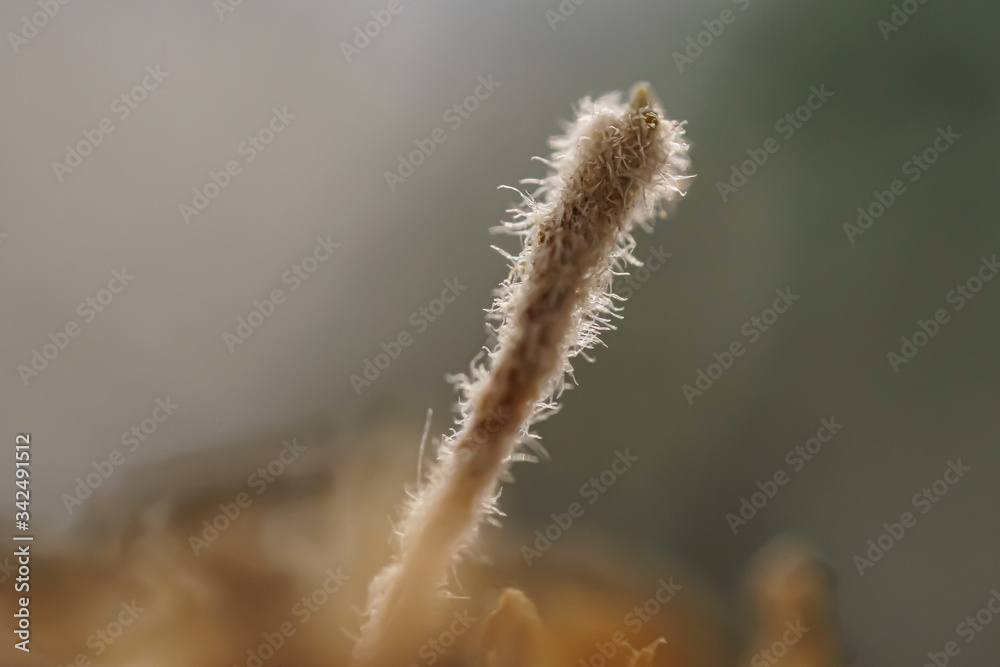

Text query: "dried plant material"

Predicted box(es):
[491, 549, 736, 667]
[741, 537, 846, 667]
[353, 82, 692, 664]
[0, 419, 847, 666]
[626, 638, 668, 667]
[0, 77, 850, 667]
[477, 587, 670, 667]
[479, 588, 565, 666]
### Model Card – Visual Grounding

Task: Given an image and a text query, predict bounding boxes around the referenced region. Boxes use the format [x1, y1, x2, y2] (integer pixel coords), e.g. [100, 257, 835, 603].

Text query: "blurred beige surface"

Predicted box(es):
[1, 419, 847, 666]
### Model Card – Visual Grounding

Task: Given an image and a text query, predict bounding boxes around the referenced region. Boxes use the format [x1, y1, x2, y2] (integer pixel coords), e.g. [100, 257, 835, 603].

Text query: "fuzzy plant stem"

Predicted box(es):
[353, 82, 691, 665]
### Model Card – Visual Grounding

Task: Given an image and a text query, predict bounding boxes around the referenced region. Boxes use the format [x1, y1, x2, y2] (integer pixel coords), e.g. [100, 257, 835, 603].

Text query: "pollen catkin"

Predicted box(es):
[353, 82, 692, 665]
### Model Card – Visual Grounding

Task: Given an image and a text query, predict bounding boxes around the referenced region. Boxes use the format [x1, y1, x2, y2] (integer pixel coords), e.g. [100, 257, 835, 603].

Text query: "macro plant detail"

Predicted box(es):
[353, 82, 693, 666]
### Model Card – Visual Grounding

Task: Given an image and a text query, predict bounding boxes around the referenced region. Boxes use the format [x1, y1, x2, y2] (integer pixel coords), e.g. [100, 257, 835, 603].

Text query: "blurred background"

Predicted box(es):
[2, 0, 998, 663]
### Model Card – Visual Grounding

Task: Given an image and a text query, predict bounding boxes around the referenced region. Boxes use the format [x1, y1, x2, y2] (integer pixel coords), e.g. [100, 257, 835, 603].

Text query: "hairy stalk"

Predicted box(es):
[353, 82, 691, 665]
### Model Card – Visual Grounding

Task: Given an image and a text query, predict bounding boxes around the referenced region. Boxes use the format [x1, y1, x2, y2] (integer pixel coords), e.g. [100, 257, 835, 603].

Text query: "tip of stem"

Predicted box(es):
[629, 81, 655, 111]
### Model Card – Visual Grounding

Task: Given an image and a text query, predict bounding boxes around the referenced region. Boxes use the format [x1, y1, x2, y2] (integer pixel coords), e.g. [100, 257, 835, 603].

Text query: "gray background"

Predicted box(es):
[2, 0, 998, 663]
